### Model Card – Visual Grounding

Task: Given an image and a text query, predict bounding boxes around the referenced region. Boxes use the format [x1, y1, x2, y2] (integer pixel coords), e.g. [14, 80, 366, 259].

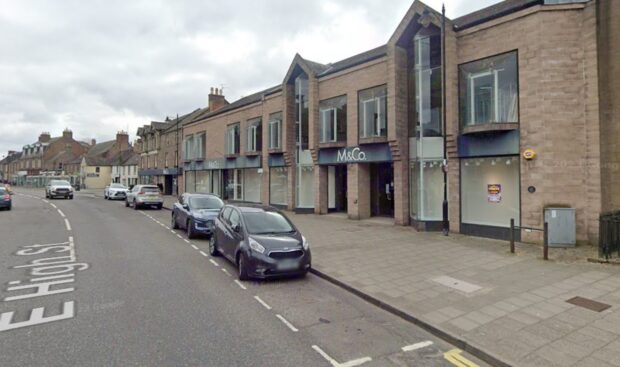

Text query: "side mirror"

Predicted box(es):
[182, 203, 189, 210]
[232, 223, 241, 233]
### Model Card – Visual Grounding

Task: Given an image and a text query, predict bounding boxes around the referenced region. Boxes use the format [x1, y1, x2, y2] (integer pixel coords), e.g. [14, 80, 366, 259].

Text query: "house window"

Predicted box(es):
[95, 167, 100, 173]
[165, 152, 169, 168]
[459, 51, 518, 127]
[268, 112, 282, 149]
[195, 132, 206, 159]
[319, 95, 347, 143]
[358, 85, 388, 138]
[183, 135, 194, 160]
[226, 123, 240, 155]
[246, 118, 262, 153]
[295, 75, 309, 150]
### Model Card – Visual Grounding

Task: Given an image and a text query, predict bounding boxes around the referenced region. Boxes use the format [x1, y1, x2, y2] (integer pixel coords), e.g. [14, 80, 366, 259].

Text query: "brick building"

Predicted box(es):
[181, 0, 616, 244]
[0, 151, 21, 183]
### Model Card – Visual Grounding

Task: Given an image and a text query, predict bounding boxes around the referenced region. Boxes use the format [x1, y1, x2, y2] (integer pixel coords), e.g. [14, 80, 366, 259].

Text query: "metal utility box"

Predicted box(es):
[544, 208, 576, 247]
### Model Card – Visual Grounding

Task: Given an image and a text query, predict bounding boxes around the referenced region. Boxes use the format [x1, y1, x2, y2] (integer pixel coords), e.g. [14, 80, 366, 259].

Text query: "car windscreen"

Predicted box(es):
[51, 180, 70, 186]
[110, 183, 126, 189]
[243, 211, 295, 234]
[189, 196, 223, 210]
[141, 187, 159, 193]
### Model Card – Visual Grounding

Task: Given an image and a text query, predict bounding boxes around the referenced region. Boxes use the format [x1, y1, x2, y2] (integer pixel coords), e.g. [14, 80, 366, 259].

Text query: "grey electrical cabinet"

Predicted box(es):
[544, 208, 576, 247]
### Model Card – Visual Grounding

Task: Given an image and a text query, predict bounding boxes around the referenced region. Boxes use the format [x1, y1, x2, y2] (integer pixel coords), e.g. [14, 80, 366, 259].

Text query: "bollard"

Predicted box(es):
[543, 222, 549, 260]
[510, 218, 515, 254]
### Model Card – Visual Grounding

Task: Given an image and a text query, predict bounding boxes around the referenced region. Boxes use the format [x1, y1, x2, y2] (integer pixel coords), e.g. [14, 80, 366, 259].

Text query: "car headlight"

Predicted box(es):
[248, 238, 265, 254]
[302, 236, 310, 251]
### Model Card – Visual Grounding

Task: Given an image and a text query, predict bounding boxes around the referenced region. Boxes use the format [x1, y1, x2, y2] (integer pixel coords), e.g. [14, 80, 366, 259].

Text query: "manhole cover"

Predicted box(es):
[566, 296, 611, 312]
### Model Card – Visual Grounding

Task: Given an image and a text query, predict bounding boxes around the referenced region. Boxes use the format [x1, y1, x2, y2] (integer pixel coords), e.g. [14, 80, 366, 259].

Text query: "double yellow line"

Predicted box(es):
[444, 349, 479, 367]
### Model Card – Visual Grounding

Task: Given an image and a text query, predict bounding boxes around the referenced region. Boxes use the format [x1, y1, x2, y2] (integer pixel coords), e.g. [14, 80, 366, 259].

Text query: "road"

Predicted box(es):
[0, 189, 488, 367]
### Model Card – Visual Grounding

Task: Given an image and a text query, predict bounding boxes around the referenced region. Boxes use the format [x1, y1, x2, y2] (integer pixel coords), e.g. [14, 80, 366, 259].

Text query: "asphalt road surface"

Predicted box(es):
[0, 189, 488, 367]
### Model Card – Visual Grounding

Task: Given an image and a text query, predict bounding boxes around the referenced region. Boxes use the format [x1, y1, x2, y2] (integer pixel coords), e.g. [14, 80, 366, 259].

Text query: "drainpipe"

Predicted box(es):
[441, 3, 449, 236]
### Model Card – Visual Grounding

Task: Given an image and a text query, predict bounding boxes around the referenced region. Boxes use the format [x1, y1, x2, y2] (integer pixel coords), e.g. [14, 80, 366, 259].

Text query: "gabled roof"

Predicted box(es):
[318, 45, 387, 77]
[84, 140, 117, 166]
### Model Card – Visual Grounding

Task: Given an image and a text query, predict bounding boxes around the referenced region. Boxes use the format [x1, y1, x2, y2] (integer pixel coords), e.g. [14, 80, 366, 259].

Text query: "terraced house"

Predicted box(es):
[181, 0, 619, 245]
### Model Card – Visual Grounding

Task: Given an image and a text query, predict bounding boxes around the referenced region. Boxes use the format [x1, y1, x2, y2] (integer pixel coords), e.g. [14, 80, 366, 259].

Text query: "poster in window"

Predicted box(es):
[487, 184, 502, 203]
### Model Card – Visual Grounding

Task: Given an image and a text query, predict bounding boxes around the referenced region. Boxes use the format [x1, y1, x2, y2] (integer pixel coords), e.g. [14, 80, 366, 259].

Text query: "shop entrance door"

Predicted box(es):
[370, 163, 394, 217]
[328, 165, 347, 212]
[164, 175, 173, 195]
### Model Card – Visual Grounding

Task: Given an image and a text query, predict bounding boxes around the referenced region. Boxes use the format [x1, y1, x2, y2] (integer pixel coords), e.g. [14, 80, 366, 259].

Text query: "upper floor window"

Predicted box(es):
[246, 118, 262, 152]
[319, 95, 347, 143]
[226, 123, 240, 155]
[268, 112, 282, 150]
[183, 135, 194, 160]
[295, 75, 309, 150]
[195, 132, 206, 159]
[459, 51, 518, 127]
[412, 27, 442, 138]
[359, 85, 388, 138]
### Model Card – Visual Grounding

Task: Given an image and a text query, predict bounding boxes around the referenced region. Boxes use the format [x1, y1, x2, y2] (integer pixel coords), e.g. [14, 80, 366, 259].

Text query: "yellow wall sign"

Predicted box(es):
[523, 149, 537, 160]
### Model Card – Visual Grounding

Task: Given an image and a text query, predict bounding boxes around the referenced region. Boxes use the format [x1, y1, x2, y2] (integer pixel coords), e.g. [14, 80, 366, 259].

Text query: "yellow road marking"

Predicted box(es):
[444, 349, 479, 367]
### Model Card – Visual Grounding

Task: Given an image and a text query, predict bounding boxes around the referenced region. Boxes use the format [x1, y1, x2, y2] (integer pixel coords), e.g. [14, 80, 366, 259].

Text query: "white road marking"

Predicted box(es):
[312, 345, 372, 367]
[276, 314, 298, 332]
[42, 199, 49, 203]
[402, 341, 434, 352]
[234, 280, 247, 290]
[221, 268, 231, 276]
[254, 296, 272, 310]
[184, 239, 191, 244]
[209, 259, 219, 266]
[176, 234, 183, 239]
[64, 219, 72, 231]
[8, 281, 20, 285]
[57, 210, 66, 218]
[170, 230, 176, 234]
[50, 204, 57, 209]
[191, 245, 199, 250]
[0, 301, 75, 331]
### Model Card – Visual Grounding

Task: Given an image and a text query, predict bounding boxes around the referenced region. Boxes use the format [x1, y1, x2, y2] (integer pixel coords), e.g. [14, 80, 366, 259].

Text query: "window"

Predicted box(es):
[195, 132, 206, 159]
[410, 160, 443, 221]
[295, 75, 309, 150]
[229, 209, 241, 228]
[225, 169, 243, 200]
[459, 51, 518, 127]
[246, 118, 262, 152]
[243, 168, 262, 203]
[95, 167, 100, 173]
[268, 112, 282, 149]
[185, 171, 196, 193]
[165, 152, 169, 168]
[319, 95, 347, 143]
[226, 124, 240, 155]
[412, 28, 442, 138]
[183, 135, 194, 160]
[358, 85, 387, 138]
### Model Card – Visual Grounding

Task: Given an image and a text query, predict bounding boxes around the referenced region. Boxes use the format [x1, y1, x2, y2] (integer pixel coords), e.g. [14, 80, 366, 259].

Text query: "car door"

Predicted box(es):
[178, 194, 189, 229]
[225, 208, 243, 259]
[217, 207, 234, 259]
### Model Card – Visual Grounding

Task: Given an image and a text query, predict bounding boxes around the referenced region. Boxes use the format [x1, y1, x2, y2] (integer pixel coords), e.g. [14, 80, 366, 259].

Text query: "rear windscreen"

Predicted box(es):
[142, 187, 159, 193]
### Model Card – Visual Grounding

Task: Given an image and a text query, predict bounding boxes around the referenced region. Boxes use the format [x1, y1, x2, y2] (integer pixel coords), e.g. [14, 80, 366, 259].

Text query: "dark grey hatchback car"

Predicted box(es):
[210, 204, 311, 280]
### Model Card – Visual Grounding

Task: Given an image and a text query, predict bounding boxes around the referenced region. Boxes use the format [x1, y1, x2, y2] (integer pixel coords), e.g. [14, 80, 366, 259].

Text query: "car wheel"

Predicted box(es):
[133, 200, 139, 210]
[157, 204, 162, 210]
[238, 253, 250, 281]
[209, 236, 219, 256]
[187, 219, 196, 239]
[69, 195, 73, 200]
[171, 213, 178, 229]
[125, 199, 129, 207]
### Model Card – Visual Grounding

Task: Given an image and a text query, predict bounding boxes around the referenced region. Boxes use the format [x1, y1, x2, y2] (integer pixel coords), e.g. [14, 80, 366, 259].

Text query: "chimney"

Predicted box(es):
[91, 139, 97, 146]
[208, 86, 229, 112]
[116, 131, 129, 151]
[39, 132, 51, 143]
[62, 128, 73, 140]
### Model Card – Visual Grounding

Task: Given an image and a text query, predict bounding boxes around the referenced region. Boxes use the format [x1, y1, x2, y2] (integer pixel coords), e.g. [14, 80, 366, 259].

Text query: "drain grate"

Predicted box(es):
[566, 296, 611, 312]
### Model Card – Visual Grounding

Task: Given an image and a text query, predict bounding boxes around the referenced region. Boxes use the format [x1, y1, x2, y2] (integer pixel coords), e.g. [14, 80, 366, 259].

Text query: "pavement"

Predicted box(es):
[0, 188, 485, 367]
[57, 188, 620, 366]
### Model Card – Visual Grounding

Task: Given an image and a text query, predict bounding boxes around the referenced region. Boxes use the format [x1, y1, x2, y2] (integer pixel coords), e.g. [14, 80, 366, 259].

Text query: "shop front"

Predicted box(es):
[138, 167, 182, 195]
[184, 156, 262, 203]
[319, 143, 393, 218]
[268, 154, 288, 208]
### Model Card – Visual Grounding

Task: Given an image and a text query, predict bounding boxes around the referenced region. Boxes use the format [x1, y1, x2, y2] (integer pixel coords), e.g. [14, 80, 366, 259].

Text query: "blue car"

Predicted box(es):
[171, 193, 223, 238]
[0, 186, 12, 211]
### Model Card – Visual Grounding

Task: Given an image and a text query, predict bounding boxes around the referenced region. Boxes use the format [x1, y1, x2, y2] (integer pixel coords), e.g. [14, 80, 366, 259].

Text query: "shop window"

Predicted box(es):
[459, 52, 518, 127]
[226, 124, 240, 155]
[320, 95, 347, 143]
[247, 118, 262, 153]
[196, 171, 209, 193]
[413, 28, 442, 138]
[225, 169, 243, 200]
[269, 113, 282, 149]
[185, 171, 196, 193]
[461, 157, 520, 227]
[296, 165, 314, 208]
[410, 160, 443, 221]
[270, 167, 288, 205]
[358, 85, 387, 138]
[243, 168, 262, 203]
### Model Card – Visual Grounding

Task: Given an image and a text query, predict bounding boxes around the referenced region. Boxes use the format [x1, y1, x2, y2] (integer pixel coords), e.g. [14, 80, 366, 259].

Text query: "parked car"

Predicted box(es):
[210, 204, 311, 280]
[0, 186, 12, 210]
[45, 180, 74, 199]
[171, 193, 224, 239]
[104, 183, 128, 200]
[125, 184, 163, 210]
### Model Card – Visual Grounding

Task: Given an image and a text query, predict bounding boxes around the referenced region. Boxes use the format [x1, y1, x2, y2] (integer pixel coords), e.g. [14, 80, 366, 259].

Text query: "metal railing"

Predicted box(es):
[599, 211, 620, 259]
[509, 218, 550, 260]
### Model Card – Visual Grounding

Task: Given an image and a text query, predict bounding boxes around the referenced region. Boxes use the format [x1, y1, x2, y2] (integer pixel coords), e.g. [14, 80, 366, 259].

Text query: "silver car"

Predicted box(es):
[104, 183, 128, 200]
[125, 184, 163, 210]
[45, 180, 74, 199]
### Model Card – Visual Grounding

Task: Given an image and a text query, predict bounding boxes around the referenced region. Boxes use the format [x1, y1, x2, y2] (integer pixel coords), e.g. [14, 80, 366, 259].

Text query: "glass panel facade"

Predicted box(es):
[225, 169, 243, 201]
[295, 75, 309, 150]
[319, 95, 347, 143]
[270, 167, 287, 205]
[358, 85, 388, 138]
[409, 160, 443, 221]
[413, 29, 442, 138]
[461, 156, 520, 227]
[459, 52, 518, 127]
[243, 168, 262, 203]
[185, 171, 196, 193]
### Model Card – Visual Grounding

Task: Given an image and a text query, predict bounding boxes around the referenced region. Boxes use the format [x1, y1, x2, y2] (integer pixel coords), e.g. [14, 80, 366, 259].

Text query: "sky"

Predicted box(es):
[0, 0, 501, 157]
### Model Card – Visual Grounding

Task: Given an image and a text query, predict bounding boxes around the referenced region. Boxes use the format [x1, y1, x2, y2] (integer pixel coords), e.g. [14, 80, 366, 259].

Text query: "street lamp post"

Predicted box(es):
[441, 3, 449, 236]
